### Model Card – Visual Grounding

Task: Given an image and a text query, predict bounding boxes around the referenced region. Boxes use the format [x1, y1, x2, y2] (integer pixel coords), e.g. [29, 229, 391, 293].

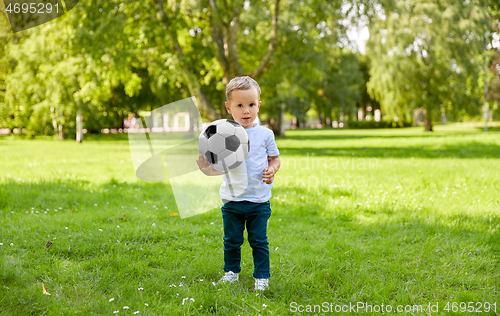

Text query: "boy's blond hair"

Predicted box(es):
[226, 76, 261, 102]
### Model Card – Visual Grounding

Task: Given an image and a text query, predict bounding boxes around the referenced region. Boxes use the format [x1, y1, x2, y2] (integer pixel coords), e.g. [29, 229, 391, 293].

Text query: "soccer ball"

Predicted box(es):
[198, 119, 250, 172]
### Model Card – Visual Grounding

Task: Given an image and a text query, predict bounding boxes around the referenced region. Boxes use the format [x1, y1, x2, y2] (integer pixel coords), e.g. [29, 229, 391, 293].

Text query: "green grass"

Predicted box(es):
[0, 126, 499, 315]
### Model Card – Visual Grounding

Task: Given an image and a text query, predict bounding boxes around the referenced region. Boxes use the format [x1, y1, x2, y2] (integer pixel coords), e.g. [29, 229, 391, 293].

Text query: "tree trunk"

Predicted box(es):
[297, 117, 303, 128]
[273, 83, 286, 137]
[119, 110, 124, 129]
[268, 103, 285, 137]
[276, 102, 286, 137]
[76, 105, 83, 142]
[51, 106, 58, 136]
[320, 113, 327, 126]
[58, 124, 64, 140]
[424, 106, 433, 132]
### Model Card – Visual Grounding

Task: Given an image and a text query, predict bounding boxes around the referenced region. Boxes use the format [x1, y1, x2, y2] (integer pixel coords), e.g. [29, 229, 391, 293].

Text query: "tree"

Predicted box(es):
[3, 0, 372, 138]
[366, 0, 489, 131]
[258, 0, 363, 133]
[357, 55, 381, 121]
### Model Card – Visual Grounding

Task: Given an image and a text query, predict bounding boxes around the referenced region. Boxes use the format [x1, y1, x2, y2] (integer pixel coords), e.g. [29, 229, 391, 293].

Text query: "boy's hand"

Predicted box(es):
[262, 166, 275, 184]
[197, 154, 213, 175]
[197, 154, 227, 176]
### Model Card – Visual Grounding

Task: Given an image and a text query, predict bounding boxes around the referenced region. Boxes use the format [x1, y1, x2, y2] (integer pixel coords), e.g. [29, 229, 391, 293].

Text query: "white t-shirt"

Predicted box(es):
[220, 124, 280, 203]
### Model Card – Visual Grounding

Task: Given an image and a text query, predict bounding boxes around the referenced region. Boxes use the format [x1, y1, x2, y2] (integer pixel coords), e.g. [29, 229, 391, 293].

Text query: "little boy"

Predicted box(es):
[196, 76, 280, 291]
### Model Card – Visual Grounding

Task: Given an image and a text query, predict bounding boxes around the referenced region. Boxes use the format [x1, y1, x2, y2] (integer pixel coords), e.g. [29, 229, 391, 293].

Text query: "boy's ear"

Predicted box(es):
[225, 101, 231, 114]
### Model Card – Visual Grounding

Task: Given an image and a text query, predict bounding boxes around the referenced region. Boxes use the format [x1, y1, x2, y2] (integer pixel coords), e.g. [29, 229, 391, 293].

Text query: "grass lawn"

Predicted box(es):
[0, 126, 499, 315]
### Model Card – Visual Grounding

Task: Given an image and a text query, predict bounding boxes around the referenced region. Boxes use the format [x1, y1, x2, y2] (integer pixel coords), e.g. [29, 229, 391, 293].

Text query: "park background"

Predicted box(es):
[2, 0, 500, 136]
[1, 0, 500, 315]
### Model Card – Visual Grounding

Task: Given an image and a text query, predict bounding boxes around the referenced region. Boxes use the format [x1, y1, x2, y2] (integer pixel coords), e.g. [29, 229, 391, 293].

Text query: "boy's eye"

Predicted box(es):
[250, 103, 254, 106]
[237, 104, 242, 107]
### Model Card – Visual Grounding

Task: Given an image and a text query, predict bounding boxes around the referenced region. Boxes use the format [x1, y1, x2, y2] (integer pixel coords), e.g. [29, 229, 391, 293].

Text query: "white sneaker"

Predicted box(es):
[254, 278, 269, 291]
[219, 271, 239, 283]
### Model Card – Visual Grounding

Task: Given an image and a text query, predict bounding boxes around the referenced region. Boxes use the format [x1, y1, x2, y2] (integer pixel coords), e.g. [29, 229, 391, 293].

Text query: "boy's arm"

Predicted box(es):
[263, 155, 280, 184]
[268, 155, 281, 173]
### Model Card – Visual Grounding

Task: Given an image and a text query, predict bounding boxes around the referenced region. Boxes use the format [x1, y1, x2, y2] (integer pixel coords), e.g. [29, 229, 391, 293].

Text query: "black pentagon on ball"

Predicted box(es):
[226, 119, 241, 127]
[204, 125, 217, 139]
[225, 135, 240, 152]
[205, 151, 218, 164]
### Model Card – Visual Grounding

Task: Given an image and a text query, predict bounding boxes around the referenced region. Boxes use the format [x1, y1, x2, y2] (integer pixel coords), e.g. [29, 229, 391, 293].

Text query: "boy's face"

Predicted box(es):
[225, 86, 262, 129]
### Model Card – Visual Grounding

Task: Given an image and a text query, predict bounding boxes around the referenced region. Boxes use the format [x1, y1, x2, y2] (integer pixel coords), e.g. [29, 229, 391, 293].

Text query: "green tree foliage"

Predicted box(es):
[0, 5, 15, 129]
[366, 0, 489, 131]
[2, 0, 284, 137]
[6, 0, 495, 137]
[258, 0, 364, 133]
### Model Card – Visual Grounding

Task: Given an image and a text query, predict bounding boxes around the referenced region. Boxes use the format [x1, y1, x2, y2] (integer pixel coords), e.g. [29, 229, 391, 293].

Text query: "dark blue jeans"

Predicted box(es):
[221, 200, 272, 278]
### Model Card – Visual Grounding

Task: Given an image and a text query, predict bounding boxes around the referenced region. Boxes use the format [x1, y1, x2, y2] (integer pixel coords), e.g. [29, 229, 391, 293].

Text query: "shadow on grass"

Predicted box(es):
[280, 132, 481, 141]
[474, 126, 500, 132]
[78, 133, 130, 142]
[279, 141, 500, 159]
[82, 131, 198, 142]
[281, 128, 500, 140]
